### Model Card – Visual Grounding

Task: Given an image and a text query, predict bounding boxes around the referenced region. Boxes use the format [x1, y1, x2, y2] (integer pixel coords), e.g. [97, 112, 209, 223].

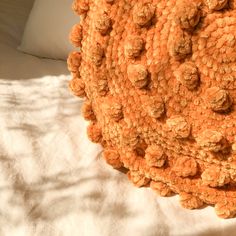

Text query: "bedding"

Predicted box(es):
[0, 0, 34, 47]
[1, 0, 236, 235]
[18, 0, 79, 60]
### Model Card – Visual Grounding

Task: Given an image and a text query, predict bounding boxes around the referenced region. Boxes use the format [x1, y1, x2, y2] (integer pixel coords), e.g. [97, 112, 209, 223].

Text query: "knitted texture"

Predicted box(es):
[68, 0, 236, 219]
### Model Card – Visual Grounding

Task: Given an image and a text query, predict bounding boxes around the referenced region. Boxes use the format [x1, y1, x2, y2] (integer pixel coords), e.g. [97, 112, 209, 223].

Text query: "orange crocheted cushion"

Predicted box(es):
[68, 0, 236, 219]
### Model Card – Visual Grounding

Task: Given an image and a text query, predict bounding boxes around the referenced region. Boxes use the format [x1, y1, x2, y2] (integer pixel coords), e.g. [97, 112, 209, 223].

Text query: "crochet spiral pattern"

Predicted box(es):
[68, 0, 236, 218]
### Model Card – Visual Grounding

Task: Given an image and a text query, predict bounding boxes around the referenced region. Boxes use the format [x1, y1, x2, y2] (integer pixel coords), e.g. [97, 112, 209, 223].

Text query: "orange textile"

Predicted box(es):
[68, 0, 236, 219]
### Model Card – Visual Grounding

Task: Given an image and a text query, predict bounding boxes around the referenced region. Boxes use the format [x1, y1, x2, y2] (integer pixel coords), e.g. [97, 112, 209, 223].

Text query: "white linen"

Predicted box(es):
[2, 40, 236, 236]
[1, 1, 236, 235]
[18, 0, 79, 60]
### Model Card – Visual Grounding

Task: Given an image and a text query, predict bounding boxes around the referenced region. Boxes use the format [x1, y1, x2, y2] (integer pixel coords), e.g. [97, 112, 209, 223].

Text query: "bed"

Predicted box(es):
[0, 0, 236, 235]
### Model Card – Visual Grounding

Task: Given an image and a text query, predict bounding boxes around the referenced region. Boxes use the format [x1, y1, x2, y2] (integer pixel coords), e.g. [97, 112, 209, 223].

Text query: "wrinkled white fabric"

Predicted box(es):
[1, 1, 236, 236]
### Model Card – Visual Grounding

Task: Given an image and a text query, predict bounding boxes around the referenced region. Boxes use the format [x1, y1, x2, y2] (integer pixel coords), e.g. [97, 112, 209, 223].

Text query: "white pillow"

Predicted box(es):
[18, 0, 79, 60]
[0, 0, 34, 46]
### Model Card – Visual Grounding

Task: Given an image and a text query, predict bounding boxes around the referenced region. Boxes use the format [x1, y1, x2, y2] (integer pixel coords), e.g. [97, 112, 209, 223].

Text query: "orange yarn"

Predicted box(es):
[68, 0, 236, 218]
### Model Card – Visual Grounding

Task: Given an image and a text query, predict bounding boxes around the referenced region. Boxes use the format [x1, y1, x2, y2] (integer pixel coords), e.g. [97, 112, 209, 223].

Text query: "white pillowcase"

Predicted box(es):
[18, 0, 79, 60]
[0, 0, 34, 46]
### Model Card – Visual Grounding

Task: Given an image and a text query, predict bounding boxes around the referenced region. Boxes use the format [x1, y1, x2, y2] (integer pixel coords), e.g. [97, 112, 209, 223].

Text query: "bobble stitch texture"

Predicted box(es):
[93, 71, 109, 96]
[169, 29, 192, 60]
[167, 116, 191, 139]
[150, 181, 173, 197]
[69, 0, 236, 218]
[175, 62, 200, 90]
[67, 51, 81, 75]
[173, 156, 198, 177]
[196, 130, 227, 152]
[145, 145, 166, 167]
[201, 168, 230, 187]
[206, 87, 232, 113]
[88, 43, 104, 66]
[69, 79, 86, 97]
[124, 35, 144, 59]
[142, 95, 165, 119]
[127, 64, 149, 89]
[175, 1, 201, 30]
[82, 101, 96, 121]
[127, 171, 150, 187]
[72, 0, 89, 15]
[132, 3, 155, 26]
[179, 193, 204, 209]
[215, 201, 236, 219]
[103, 149, 123, 168]
[205, 0, 228, 10]
[70, 24, 83, 47]
[103, 99, 123, 122]
[94, 12, 111, 35]
[87, 123, 103, 143]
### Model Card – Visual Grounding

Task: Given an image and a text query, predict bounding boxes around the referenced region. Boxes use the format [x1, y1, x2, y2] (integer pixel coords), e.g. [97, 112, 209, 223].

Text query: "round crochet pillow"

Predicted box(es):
[68, 0, 236, 219]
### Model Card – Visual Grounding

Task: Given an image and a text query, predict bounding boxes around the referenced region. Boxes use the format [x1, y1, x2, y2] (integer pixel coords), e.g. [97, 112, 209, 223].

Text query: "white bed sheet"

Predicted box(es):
[1, 1, 236, 236]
